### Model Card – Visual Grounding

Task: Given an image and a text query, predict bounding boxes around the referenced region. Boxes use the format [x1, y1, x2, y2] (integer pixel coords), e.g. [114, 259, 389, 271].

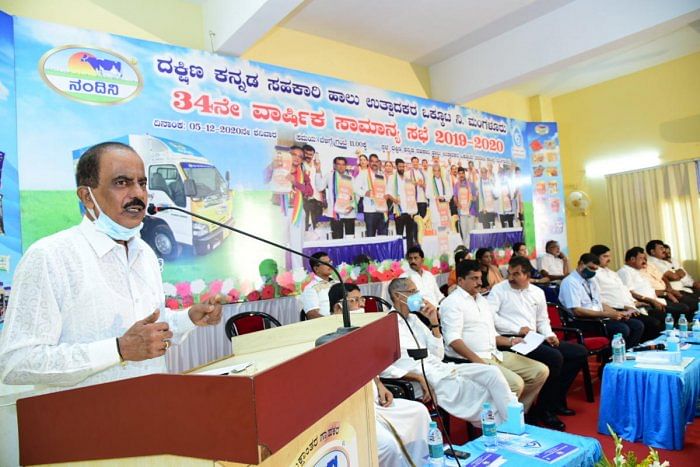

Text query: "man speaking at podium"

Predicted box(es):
[0, 142, 223, 393]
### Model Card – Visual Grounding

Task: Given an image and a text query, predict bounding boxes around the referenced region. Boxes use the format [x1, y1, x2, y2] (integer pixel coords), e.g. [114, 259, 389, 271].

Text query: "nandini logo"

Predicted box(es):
[314, 449, 349, 467]
[38, 46, 143, 105]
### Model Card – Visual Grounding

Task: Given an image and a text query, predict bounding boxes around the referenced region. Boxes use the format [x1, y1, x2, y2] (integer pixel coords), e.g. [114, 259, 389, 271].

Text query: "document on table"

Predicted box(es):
[635, 357, 694, 371]
[511, 331, 545, 355]
[195, 362, 253, 375]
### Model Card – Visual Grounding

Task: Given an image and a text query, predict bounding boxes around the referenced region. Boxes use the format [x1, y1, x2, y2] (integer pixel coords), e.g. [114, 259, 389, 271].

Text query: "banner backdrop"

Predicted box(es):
[526, 122, 568, 256]
[0, 11, 21, 323]
[8, 16, 564, 304]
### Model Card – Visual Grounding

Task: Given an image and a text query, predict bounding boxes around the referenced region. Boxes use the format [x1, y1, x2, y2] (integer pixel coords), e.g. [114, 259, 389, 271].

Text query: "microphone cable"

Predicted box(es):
[389, 310, 462, 467]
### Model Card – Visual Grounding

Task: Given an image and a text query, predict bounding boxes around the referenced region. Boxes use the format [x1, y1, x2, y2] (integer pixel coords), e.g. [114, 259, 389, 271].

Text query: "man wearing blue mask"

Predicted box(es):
[559, 253, 644, 348]
[380, 278, 512, 426]
[0, 142, 224, 394]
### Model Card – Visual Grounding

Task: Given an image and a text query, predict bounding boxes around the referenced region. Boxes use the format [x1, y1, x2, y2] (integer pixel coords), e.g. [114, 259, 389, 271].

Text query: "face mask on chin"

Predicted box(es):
[86, 187, 143, 241]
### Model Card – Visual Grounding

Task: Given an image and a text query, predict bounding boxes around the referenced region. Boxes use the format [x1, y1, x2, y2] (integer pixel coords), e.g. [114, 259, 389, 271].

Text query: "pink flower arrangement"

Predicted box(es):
[175, 282, 192, 298]
[165, 298, 179, 310]
[208, 279, 223, 295]
[228, 289, 241, 302]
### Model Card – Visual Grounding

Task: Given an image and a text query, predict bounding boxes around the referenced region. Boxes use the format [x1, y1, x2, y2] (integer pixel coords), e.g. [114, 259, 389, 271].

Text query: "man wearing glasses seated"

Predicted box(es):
[378, 278, 512, 426]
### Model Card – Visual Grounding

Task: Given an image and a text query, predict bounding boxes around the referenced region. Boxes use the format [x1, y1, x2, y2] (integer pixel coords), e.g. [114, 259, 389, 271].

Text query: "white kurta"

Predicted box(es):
[539, 253, 565, 276]
[487, 281, 554, 338]
[374, 381, 430, 466]
[380, 313, 511, 424]
[0, 217, 196, 393]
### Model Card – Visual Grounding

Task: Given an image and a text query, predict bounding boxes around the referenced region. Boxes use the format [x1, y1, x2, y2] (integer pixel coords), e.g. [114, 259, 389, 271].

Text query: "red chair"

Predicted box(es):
[547, 302, 609, 402]
[224, 312, 282, 339]
[363, 295, 393, 313]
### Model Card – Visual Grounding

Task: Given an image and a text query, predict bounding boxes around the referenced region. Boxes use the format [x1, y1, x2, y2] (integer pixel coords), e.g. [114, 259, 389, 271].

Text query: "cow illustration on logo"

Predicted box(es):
[39, 45, 142, 105]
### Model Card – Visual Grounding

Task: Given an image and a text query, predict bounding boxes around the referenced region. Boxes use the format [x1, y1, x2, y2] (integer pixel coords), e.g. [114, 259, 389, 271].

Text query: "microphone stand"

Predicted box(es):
[147, 204, 356, 345]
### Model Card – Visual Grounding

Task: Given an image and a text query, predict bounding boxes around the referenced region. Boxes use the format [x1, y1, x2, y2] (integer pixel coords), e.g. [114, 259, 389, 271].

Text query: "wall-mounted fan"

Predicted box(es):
[567, 190, 591, 216]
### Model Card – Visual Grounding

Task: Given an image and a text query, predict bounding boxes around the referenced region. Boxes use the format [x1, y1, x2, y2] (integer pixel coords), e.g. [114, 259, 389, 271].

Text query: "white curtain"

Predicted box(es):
[606, 160, 700, 277]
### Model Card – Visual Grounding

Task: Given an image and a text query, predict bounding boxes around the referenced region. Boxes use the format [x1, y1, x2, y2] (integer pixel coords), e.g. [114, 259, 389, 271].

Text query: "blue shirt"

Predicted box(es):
[559, 270, 603, 312]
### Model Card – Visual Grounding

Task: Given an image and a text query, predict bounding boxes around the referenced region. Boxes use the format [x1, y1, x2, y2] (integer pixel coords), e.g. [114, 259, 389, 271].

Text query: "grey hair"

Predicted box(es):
[388, 278, 412, 307]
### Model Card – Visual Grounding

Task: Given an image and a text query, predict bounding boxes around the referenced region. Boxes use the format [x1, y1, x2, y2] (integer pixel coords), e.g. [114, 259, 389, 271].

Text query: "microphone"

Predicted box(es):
[632, 343, 666, 352]
[148, 204, 357, 344]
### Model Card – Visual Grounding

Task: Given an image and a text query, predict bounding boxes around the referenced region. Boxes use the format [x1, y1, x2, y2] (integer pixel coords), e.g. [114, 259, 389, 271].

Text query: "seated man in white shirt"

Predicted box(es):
[539, 240, 570, 280]
[381, 278, 512, 426]
[559, 253, 644, 348]
[489, 256, 587, 431]
[440, 260, 548, 415]
[618, 247, 692, 322]
[647, 240, 700, 306]
[590, 244, 663, 341]
[0, 142, 224, 465]
[300, 251, 338, 319]
[403, 246, 444, 307]
[328, 283, 429, 466]
[665, 243, 700, 293]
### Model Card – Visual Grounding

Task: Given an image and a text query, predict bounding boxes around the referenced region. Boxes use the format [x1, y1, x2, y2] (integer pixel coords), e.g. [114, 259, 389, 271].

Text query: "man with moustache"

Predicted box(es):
[386, 158, 418, 248]
[489, 256, 587, 430]
[354, 153, 388, 237]
[0, 142, 224, 391]
[301, 144, 324, 232]
[403, 246, 444, 308]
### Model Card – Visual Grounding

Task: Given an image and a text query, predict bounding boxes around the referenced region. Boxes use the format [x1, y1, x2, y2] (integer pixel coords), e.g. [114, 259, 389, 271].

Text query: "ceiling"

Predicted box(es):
[194, 0, 700, 101]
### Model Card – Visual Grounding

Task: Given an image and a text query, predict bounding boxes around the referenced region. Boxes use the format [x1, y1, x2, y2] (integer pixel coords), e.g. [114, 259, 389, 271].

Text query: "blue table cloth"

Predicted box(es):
[469, 228, 524, 249]
[302, 236, 404, 266]
[598, 340, 700, 450]
[453, 425, 602, 466]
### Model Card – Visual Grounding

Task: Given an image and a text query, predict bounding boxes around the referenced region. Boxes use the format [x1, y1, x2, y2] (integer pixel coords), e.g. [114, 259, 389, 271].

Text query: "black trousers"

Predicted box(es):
[665, 301, 693, 321]
[330, 218, 355, 239]
[499, 214, 515, 227]
[303, 198, 323, 230]
[527, 341, 587, 412]
[364, 212, 387, 237]
[479, 211, 497, 228]
[417, 202, 428, 218]
[605, 318, 644, 348]
[395, 213, 418, 248]
[636, 311, 663, 341]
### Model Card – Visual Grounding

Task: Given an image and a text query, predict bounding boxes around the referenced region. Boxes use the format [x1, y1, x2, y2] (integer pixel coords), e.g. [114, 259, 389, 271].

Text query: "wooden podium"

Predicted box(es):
[17, 313, 399, 466]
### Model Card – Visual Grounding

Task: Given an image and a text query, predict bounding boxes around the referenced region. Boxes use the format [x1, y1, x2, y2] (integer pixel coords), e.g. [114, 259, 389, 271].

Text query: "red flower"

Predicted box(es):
[165, 298, 180, 310]
[247, 290, 261, 301]
[280, 287, 295, 296]
[182, 295, 194, 307]
[261, 285, 275, 300]
[431, 267, 440, 275]
[356, 274, 369, 285]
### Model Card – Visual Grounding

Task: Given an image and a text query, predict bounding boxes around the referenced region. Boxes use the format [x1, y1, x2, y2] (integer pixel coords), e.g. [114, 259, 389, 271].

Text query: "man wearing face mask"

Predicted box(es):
[380, 278, 512, 426]
[559, 253, 644, 348]
[0, 142, 224, 394]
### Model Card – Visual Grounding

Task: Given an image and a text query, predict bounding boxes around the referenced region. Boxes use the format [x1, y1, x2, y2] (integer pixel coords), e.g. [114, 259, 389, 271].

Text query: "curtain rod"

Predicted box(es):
[604, 158, 699, 179]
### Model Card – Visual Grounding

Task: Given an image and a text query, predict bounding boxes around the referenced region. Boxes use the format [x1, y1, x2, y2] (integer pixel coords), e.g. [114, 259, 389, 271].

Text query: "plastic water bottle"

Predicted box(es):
[679, 315, 688, 339]
[427, 421, 444, 465]
[481, 402, 498, 452]
[692, 318, 700, 340]
[667, 330, 681, 365]
[611, 333, 625, 364]
[665, 313, 674, 334]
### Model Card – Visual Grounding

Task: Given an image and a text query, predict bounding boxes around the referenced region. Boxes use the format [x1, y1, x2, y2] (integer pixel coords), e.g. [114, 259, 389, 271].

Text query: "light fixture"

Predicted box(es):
[585, 151, 660, 178]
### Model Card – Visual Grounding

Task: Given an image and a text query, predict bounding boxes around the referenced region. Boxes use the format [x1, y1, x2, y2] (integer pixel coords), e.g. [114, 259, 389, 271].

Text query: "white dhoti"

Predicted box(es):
[422, 362, 511, 425]
[375, 395, 430, 466]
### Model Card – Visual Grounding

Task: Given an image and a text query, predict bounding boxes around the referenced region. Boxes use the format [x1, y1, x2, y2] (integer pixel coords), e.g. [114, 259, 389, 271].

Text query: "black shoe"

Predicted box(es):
[539, 411, 566, 431]
[554, 407, 576, 416]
